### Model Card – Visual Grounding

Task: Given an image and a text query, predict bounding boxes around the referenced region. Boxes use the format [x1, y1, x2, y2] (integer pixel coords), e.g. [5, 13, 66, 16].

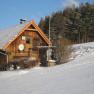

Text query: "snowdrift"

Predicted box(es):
[0, 42, 94, 94]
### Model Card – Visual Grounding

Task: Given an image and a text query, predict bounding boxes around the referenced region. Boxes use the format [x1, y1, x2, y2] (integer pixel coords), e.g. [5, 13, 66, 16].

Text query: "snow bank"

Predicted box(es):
[71, 42, 94, 60]
[0, 70, 29, 79]
[0, 42, 94, 94]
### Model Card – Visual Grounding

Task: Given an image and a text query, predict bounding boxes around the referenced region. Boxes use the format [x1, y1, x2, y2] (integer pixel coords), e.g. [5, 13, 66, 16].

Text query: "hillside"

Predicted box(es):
[0, 42, 94, 94]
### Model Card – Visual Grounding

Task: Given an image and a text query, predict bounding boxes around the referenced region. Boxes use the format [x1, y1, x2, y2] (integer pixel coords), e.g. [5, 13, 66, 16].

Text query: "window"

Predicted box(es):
[26, 37, 32, 44]
[21, 36, 26, 40]
[26, 38, 30, 44]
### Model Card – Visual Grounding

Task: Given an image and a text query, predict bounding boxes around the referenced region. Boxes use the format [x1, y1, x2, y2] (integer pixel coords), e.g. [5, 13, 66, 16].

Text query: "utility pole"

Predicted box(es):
[47, 15, 52, 66]
[47, 16, 51, 62]
[49, 16, 51, 47]
[47, 15, 56, 66]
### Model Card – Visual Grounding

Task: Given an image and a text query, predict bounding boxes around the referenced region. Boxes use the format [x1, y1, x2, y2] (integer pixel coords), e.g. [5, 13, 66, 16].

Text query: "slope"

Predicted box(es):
[0, 42, 94, 94]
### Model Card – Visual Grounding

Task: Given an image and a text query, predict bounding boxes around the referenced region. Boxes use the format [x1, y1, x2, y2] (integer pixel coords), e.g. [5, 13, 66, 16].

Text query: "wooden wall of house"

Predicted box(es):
[5, 30, 47, 63]
[0, 54, 7, 65]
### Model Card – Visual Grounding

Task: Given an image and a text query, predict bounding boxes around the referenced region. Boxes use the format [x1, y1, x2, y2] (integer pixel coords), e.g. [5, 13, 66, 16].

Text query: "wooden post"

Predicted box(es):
[6, 54, 8, 64]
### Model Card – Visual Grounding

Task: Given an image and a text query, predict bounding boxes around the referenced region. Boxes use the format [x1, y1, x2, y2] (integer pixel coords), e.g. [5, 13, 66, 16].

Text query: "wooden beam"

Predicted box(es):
[32, 20, 52, 46]
[26, 29, 37, 31]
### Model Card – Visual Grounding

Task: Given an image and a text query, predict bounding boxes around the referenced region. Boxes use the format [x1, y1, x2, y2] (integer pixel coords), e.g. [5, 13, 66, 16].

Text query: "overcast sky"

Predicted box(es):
[0, 0, 94, 29]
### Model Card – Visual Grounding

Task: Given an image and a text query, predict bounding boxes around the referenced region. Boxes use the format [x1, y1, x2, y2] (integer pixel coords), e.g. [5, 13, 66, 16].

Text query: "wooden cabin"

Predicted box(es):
[0, 20, 51, 69]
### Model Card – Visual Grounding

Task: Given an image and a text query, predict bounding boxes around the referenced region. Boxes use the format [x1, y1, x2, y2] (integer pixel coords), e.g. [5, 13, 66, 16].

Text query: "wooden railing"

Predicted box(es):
[15, 52, 29, 56]
[14, 50, 38, 57]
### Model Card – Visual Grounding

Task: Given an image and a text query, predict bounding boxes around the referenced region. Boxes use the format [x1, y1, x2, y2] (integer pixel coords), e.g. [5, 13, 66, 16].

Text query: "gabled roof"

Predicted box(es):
[0, 20, 50, 50]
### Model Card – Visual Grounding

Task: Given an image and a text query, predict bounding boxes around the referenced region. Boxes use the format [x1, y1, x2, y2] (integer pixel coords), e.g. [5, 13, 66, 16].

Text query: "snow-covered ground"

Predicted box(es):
[0, 42, 94, 94]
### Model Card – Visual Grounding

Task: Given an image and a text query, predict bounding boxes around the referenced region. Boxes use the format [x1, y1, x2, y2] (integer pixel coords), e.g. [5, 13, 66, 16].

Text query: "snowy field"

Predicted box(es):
[0, 42, 94, 94]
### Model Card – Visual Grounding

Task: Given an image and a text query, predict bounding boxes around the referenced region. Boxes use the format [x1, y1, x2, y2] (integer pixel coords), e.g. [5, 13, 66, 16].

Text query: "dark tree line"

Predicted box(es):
[39, 3, 94, 43]
[38, 3, 94, 64]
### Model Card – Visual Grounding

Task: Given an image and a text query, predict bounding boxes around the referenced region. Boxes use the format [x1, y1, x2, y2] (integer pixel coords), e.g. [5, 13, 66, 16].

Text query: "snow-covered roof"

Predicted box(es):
[0, 21, 30, 49]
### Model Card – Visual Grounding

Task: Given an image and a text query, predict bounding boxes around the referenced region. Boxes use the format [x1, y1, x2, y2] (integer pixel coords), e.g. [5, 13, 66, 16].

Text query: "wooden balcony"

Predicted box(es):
[14, 50, 38, 57]
[15, 52, 30, 57]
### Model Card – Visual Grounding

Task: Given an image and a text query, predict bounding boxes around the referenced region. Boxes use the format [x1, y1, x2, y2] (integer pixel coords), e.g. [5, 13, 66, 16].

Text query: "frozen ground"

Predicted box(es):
[0, 42, 94, 94]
